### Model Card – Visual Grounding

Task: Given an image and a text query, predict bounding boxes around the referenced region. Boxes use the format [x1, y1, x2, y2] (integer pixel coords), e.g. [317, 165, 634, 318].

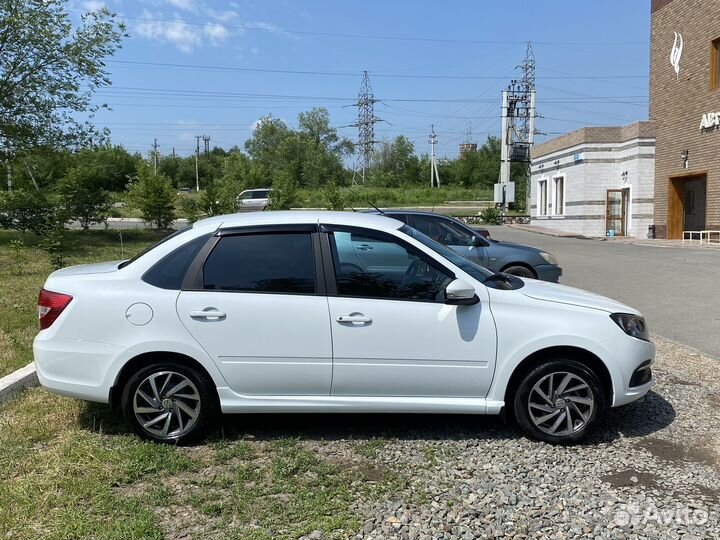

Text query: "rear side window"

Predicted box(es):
[255, 190, 269, 198]
[203, 233, 315, 294]
[142, 234, 211, 290]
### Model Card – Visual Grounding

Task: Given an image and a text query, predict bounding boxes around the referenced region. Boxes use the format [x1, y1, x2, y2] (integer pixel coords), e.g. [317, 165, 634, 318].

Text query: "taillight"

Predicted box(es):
[38, 289, 73, 330]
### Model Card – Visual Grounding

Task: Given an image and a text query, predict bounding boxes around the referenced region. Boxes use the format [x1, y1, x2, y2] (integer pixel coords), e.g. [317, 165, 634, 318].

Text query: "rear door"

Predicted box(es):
[176, 227, 333, 396]
[409, 214, 489, 266]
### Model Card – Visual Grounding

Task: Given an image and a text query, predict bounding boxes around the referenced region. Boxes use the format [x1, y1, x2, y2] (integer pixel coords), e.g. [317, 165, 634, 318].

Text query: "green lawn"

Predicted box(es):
[0, 229, 168, 378]
[0, 389, 399, 539]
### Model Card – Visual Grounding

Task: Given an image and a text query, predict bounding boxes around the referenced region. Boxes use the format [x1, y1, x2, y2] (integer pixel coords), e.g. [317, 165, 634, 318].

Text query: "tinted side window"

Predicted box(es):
[203, 233, 315, 294]
[329, 230, 452, 302]
[411, 215, 474, 246]
[142, 234, 211, 290]
[255, 190, 269, 198]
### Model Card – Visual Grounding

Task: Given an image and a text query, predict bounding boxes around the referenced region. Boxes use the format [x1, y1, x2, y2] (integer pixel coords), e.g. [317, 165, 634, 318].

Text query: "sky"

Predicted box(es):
[75, 0, 652, 160]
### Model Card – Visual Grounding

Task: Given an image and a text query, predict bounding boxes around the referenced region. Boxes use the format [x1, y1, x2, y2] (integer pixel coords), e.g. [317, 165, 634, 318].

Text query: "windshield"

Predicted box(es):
[400, 224, 493, 282]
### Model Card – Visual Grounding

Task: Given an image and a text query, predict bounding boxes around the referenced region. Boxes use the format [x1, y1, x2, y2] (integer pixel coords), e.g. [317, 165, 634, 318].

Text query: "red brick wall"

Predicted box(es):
[650, 0, 720, 237]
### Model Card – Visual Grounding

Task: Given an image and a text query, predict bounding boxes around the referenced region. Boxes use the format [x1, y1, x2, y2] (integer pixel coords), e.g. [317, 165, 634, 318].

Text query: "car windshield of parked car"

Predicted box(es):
[400, 224, 493, 282]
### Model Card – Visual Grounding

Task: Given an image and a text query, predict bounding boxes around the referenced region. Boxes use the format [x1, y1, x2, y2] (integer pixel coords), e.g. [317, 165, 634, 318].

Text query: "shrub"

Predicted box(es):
[58, 167, 112, 229]
[127, 165, 176, 229]
[480, 206, 501, 225]
[321, 180, 346, 211]
[268, 172, 298, 210]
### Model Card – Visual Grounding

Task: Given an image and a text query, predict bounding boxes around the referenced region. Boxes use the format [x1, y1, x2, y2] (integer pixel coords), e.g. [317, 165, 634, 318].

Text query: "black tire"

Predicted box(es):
[121, 361, 218, 444]
[513, 359, 605, 444]
[502, 265, 536, 279]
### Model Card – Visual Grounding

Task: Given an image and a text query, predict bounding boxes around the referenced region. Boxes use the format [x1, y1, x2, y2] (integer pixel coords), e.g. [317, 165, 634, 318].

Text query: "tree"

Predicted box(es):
[0, 1, 126, 169]
[127, 164, 176, 229]
[58, 166, 112, 229]
[267, 171, 298, 210]
[372, 135, 419, 186]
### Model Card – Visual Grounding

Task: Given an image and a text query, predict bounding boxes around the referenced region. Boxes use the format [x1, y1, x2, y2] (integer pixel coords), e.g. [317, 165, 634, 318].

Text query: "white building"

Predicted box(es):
[530, 121, 655, 238]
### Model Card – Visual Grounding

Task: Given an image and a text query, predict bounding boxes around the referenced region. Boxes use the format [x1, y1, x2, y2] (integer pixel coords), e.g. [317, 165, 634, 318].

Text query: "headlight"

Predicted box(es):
[610, 313, 650, 341]
[539, 251, 558, 265]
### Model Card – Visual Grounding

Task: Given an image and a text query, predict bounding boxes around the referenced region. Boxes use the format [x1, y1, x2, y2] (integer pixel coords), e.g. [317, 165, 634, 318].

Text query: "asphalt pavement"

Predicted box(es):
[484, 225, 720, 359]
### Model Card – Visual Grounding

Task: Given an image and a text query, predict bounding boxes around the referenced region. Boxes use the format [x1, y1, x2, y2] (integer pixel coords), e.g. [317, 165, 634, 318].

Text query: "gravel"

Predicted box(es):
[297, 335, 720, 539]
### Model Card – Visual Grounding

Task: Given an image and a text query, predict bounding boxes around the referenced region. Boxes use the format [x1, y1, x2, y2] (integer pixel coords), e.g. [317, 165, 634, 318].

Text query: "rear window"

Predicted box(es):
[254, 190, 269, 198]
[203, 233, 315, 294]
[142, 234, 211, 289]
[118, 226, 192, 269]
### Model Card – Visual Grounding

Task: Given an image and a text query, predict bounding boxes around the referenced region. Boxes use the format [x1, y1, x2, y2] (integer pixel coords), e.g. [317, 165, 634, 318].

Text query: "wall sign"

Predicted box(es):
[670, 32, 683, 79]
[700, 112, 720, 130]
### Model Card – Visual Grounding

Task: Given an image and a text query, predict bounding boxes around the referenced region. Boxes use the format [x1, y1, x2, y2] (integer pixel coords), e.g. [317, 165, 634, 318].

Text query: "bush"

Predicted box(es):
[268, 171, 298, 210]
[480, 206, 501, 225]
[0, 189, 56, 234]
[127, 165, 176, 229]
[58, 167, 112, 229]
[321, 180, 346, 211]
[179, 196, 200, 224]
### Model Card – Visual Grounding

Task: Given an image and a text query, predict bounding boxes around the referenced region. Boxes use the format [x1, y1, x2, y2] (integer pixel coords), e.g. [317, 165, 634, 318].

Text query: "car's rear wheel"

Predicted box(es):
[121, 361, 217, 444]
[502, 265, 536, 279]
[513, 359, 605, 444]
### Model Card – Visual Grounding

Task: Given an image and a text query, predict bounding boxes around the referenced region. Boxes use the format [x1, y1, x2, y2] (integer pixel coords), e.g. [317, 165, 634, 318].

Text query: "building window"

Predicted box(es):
[538, 179, 548, 216]
[712, 38, 720, 90]
[553, 176, 565, 215]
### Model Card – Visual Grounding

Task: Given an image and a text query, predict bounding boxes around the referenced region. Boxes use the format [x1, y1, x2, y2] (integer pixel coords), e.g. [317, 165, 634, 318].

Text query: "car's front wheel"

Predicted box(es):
[121, 361, 217, 444]
[513, 359, 605, 444]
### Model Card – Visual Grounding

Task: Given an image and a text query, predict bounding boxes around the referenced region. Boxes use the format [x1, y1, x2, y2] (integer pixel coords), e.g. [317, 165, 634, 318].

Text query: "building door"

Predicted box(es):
[668, 175, 707, 239]
[606, 189, 628, 236]
[683, 178, 706, 232]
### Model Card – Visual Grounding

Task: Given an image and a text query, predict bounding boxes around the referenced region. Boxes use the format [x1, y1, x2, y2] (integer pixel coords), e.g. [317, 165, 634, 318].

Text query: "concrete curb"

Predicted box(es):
[506, 223, 591, 239]
[0, 362, 38, 405]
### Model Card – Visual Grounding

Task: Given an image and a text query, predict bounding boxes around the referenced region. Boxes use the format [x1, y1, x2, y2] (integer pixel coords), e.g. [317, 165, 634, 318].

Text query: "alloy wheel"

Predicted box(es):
[133, 371, 201, 439]
[527, 371, 594, 437]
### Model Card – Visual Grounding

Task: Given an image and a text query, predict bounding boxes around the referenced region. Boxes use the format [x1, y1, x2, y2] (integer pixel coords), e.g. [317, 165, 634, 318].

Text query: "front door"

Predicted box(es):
[684, 178, 706, 232]
[176, 230, 333, 396]
[606, 189, 628, 236]
[325, 227, 497, 398]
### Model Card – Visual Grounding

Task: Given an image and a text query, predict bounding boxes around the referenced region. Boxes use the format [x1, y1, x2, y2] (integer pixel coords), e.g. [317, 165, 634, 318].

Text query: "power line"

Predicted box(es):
[106, 59, 648, 80]
[112, 13, 646, 47]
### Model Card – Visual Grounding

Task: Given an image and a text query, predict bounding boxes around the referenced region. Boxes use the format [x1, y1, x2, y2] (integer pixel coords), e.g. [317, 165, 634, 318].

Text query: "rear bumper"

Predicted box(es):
[33, 335, 123, 403]
[534, 264, 562, 283]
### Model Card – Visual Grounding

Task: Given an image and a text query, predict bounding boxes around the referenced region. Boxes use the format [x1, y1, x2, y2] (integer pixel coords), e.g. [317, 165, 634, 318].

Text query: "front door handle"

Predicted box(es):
[190, 309, 226, 320]
[336, 314, 372, 324]
[355, 244, 373, 251]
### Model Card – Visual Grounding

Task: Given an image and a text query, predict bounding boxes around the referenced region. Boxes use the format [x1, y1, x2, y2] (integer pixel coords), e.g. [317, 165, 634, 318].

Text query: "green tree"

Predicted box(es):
[127, 164, 176, 228]
[58, 166, 112, 229]
[0, 1, 126, 171]
[267, 171, 298, 210]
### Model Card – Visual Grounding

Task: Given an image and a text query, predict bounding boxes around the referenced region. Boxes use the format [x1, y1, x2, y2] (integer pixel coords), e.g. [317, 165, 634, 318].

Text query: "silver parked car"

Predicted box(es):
[372, 211, 562, 282]
[236, 188, 271, 211]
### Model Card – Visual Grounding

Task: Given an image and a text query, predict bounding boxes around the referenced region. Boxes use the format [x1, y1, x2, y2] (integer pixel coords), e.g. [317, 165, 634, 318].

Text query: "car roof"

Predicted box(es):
[193, 210, 405, 234]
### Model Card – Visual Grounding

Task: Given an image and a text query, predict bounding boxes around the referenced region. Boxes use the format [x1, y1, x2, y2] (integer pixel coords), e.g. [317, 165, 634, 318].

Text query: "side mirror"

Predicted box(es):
[471, 235, 483, 247]
[445, 279, 479, 306]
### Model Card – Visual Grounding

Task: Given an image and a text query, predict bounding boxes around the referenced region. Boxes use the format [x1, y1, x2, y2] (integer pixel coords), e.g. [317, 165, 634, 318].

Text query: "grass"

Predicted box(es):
[0, 229, 168, 378]
[0, 389, 402, 539]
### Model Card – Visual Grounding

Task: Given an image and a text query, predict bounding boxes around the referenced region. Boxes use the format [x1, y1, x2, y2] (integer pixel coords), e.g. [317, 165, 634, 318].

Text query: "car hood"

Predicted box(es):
[50, 261, 122, 277]
[520, 278, 638, 314]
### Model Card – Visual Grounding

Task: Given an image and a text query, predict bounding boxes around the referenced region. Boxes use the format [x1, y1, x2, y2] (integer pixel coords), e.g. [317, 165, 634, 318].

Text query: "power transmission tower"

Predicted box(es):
[351, 71, 382, 184]
[429, 125, 440, 188]
[202, 135, 211, 156]
[194, 136, 201, 191]
[151, 138, 159, 175]
[497, 41, 537, 213]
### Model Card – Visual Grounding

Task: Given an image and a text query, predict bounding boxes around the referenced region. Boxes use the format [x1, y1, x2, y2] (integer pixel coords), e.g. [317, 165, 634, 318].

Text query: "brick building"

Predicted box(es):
[529, 122, 656, 238]
[650, 0, 720, 238]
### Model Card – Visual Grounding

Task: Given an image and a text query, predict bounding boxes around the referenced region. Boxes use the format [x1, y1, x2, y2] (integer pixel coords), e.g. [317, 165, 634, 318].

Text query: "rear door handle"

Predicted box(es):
[190, 309, 226, 320]
[336, 314, 372, 324]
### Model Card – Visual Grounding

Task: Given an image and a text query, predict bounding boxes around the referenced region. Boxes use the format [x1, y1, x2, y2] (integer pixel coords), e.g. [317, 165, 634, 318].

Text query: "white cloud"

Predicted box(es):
[165, 0, 196, 12]
[82, 0, 106, 11]
[207, 9, 240, 23]
[135, 9, 232, 53]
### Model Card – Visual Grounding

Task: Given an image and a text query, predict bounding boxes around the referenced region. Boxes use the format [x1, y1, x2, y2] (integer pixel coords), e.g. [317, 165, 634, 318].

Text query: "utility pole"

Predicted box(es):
[351, 71, 382, 184]
[151, 138, 159, 176]
[202, 135, 211, 157]
[172, 147, 176, 159]
[194, 136, 201, 191]
[429, 125, 440, 188]
[4, 140, 12, 192]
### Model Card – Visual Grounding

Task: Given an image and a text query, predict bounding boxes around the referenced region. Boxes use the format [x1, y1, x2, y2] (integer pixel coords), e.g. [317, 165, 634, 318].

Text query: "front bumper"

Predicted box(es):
[611, 338, 656, 407]
[534, 264, 563, 283]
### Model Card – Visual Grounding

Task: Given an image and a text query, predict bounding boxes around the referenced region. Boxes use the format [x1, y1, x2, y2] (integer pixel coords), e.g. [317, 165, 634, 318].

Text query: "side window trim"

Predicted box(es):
[319, 224, 455, 302]
[182, 227, 326, 296]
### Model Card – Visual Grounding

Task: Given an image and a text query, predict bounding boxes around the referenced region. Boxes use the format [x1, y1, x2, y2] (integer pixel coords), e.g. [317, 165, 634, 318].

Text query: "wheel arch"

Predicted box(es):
[109, 350, 220, 409]
[499, 261, 537, 278]
[503, 345, 613, 412]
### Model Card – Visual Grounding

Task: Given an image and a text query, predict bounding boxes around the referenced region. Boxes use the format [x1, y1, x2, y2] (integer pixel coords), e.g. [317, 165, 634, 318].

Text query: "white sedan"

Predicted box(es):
[34, 211, 654, 444]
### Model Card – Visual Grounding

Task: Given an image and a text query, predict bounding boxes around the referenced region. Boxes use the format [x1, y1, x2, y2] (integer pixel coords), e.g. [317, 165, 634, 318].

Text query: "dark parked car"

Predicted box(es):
[370, 211, 562, 282]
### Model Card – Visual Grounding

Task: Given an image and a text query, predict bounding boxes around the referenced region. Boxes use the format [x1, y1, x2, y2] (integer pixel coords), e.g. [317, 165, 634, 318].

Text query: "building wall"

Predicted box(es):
[650, 0, 720, 238]
[530, 123, 655, 238]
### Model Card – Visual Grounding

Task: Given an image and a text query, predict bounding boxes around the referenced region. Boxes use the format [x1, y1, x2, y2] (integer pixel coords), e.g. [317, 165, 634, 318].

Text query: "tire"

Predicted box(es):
[121, 361, 218, 444]
[513, 359, 605, 444]
[502, 265, 536, 279]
